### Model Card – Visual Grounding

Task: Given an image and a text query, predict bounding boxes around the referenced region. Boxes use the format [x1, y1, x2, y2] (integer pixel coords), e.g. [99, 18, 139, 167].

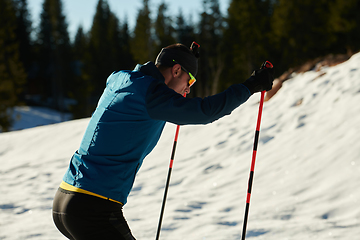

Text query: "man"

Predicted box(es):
[52, 42, 274, 240]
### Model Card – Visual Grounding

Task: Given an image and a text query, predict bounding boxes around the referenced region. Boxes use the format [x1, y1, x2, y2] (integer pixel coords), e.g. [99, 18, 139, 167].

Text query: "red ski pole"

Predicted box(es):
[156, 93, 186, 240]
[241, 61, 273, 240]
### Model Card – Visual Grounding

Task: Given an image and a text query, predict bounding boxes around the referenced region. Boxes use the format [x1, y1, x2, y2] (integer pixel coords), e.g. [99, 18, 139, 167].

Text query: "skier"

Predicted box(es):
[52, 42, 274, 240]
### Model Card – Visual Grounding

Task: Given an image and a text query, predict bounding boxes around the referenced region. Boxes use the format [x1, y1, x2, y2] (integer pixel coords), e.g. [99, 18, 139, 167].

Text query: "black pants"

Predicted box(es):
[52, 188, 136, 240]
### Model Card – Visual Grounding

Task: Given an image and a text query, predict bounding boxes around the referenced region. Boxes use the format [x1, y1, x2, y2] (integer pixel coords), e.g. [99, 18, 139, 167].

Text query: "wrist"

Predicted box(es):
[242, 77, 256, 94]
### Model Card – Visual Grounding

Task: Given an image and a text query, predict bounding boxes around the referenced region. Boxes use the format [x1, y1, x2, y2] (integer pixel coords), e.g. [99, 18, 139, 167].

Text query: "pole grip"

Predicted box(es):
[261, 61, 273, 69]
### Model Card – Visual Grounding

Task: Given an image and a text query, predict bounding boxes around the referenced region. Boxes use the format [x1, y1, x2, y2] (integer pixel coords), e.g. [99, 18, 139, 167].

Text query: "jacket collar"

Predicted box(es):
[134, 61, 165, 82]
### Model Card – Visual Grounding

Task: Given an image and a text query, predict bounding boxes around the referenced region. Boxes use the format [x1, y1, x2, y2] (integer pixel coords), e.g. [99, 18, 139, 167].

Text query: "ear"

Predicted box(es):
[172, 64, 182, 77]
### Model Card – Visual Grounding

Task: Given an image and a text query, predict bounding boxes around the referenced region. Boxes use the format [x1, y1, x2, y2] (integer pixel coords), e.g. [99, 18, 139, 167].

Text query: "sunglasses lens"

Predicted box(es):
[188, 73, 196, 87]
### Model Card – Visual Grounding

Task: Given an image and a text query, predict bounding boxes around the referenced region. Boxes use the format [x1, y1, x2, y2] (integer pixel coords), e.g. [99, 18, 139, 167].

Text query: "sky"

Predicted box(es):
[27, 0, 230, 41]
[1, 52, 359, 239]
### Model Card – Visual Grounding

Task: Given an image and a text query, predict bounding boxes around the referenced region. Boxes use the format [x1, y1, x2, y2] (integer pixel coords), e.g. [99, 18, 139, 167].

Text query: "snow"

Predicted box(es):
[10, 106, 72, 131]
[1, 52, 360, 239]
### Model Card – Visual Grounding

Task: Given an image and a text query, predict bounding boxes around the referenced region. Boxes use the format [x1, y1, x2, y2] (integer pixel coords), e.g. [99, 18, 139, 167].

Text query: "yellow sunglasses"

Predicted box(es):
[173, 60, 196, 87]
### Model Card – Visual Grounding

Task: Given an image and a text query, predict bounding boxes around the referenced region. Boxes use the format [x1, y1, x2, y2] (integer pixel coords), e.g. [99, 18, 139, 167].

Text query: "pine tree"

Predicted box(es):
[12, 0, 33, 102]
[12, 0, 32, 73]
[0, 0, 26, 131]
[86, 0, 123, 101]
[154, 2, 176, 54]
[175, 9, 195, 47]
[36, 0, 73, 113]
[87, 0, 112, 101]
[69, 26, 93, 118]
[73, 26, 87, 61]
[224, 0, 272, 84]
[271, 0, 333, 71]
[131, 0, 153, 63]
[328, 0, 360, 54]
[197, 0, 225, 97]
[119, 19, 135, 70]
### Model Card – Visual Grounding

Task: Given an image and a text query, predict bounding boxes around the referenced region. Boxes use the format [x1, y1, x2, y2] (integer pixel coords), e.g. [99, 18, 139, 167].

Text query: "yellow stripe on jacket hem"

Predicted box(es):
[60, 181, 123, 205]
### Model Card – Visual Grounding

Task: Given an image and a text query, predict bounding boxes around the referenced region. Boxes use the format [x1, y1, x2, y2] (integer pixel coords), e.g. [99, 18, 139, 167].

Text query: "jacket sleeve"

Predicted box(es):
[145, 80, 251, 125]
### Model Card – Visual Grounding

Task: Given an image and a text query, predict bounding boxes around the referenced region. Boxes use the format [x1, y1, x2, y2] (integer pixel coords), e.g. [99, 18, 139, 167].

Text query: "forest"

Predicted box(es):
[1, 0, 359, 131]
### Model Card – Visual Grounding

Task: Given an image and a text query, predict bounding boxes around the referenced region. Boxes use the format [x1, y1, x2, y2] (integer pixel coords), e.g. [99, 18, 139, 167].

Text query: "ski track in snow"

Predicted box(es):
[1, 53, 360, 239]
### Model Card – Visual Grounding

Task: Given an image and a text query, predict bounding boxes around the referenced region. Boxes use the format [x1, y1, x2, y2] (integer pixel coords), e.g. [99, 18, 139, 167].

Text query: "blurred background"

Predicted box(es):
[1, 0, 359, 132]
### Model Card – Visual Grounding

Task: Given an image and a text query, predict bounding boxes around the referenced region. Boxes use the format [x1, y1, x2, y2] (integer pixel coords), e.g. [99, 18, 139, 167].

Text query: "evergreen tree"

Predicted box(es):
[108, 11, 122, 69]
[87, 0, 112, 101]
[0, 0, 26, 131]
[119, 19, 135, 70]
[131, 0, 153, 63]
[271, 0, 333, 71]
[328, 0, 360, 54]
[175, 9, 195, 47]
[224, 0, 273, 85]
[69, 25, 93, 118]
[12, 0, 34, 103]
[154, 2, 176, 54]
[86, 0, 123, 101]
[12, 0, 32, 73]
[197, 0, 225, 97]
[36, 0, 73, 112]
[73, 26, 87, 61]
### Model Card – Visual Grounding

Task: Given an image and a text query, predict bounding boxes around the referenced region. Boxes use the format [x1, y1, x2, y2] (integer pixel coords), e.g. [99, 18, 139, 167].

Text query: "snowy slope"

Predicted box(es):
[10, 106, 72, 132]
[0, 53, 360, 240]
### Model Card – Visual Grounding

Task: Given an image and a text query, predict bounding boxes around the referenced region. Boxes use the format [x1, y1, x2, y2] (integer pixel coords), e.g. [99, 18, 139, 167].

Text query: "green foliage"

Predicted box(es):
[328, 0, 360, 53]
[196, 0, 225, 97]
[175, 10, 195, 47]
[0, 0, 26, 132]
[223, 0, 272, 88]
[85, 0, 128, 102]
[154, 3, 176, 55]
[271, 0, 334, 72]
[12, 0, 32, 72]
[119, 20, 135, 70]
[131, 0, 153, 64]
[35, 0, 73, 111]
[69, 26, 93, 118]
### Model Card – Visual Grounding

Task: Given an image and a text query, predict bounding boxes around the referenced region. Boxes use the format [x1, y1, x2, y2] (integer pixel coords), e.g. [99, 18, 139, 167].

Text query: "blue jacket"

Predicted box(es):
[63, 62, 251, 205]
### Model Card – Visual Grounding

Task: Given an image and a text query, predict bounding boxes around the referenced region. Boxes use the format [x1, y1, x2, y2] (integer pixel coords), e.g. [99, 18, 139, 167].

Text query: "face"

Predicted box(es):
[166, 65, 193, 95]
